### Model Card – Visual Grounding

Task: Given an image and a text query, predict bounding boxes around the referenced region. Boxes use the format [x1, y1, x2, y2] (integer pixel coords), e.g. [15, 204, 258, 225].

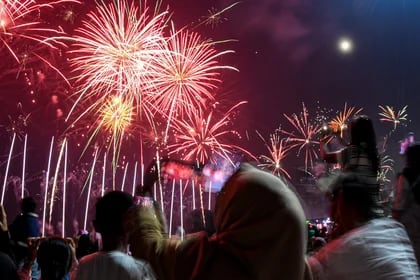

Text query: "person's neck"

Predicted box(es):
[101, 235, 126, 252]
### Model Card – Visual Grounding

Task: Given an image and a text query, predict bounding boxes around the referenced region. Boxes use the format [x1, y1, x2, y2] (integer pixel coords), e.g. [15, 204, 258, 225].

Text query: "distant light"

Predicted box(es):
[338, 37, 353, 54]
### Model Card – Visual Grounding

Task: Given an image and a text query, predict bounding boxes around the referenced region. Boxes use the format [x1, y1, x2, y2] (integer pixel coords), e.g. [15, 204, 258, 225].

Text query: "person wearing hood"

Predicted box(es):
[126, 163, 311, 280]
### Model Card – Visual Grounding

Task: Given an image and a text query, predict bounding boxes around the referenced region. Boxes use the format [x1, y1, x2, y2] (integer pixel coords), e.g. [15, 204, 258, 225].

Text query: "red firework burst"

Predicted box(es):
[167, 101, 255, 165]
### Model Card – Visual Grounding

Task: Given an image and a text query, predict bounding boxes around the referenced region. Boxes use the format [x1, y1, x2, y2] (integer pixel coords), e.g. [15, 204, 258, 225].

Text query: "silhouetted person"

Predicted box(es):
[74, 191, 155, 280]
[393, 143, 420, 265]
[9, 197, 39, 264]
[309, 172, 419, 279]
[321, 115, 379, 177]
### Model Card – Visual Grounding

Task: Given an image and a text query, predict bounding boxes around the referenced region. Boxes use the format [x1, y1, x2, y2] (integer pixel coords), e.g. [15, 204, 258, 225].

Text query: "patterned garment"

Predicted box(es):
[308, 218, 420, 280]
[74, 251, 156, 280]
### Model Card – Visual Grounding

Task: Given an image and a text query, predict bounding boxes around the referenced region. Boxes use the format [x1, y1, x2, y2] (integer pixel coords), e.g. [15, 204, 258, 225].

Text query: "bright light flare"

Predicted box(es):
[338, 37, 353, 54]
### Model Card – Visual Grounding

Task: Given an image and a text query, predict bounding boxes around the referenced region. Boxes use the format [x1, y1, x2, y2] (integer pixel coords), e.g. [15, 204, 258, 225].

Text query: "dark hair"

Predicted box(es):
[331, 172, 383, 221]
[21, 197, 36, 213]
[93, 191, 134, 236]
[405, 144, 420, 172]
[37, 238, 72, 280]
[350, 115, 379, 173]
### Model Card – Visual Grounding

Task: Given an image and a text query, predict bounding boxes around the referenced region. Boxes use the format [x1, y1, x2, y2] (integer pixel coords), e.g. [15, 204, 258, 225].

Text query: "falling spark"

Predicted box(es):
[379, 105, 408, 130]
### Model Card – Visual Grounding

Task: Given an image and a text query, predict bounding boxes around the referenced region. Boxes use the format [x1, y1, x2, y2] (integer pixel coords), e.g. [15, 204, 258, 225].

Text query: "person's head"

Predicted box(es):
[328, 172, 383, 233]
[405, 143, 420, 173]
[93, 191, 134, 239]
[21, 196, 36, 214]
[349, 115, 379, 172]
[212, 163, 307, 278]
[37, 238, 72, 280]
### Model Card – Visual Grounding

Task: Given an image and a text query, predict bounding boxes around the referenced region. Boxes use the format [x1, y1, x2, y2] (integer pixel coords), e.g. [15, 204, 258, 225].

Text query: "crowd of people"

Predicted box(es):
[0, 115, 419, 279]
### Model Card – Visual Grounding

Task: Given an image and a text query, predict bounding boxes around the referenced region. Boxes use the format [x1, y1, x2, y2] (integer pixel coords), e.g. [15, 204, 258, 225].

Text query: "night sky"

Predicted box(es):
[1, 0, 420, 178]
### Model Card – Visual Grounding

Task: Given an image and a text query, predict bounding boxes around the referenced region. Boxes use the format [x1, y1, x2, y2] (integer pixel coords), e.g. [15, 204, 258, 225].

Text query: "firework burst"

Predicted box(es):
[330, 103, 363, 137]
[257, 130, 291, 179]
[378, 105, 408, 130]
[146, 25, 237, 141]
[282, 103, 321, 172]
[67, 0, 168, 120]
[167, 101, 255, 165]
[0, 0, 78, 77]
[377, 154, 394, 184]
[200, 2, 240, 29]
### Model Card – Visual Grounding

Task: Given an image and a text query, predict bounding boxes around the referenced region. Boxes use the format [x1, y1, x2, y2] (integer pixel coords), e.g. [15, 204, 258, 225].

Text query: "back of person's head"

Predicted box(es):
[330, 172, 383, 222]
[93, 191, 134, 237]
[405, 143, 420, 172]
[76, 233, 99, 259]
[21, 197, 36, 214]
[37, 238, 72, 280]
[349, 115, 379, 172]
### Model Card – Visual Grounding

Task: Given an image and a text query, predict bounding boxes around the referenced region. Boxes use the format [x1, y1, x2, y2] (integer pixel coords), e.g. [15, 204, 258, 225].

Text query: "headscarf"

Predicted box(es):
[208, 163, 308, 279]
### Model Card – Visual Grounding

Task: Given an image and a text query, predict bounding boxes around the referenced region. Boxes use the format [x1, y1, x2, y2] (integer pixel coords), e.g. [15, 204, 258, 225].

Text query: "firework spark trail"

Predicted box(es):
[49, 138, 67, 226]
[84, 147, 98, 231]
[330, 103, 363, 137]
[167, 101, 255, 165]
[146, 24, 237, 141]
[21, 133, 27, 199]
[1, 132, 16, 205]
[42, 136, 54, 237]
[67, 0, 168, 121]
[282, 103, 321, 172]
[132, 161, 138, 196]
[62, 140, 68, 237]
[121, 162, 129, 192]
[101, 151, 106, 197]
[379, 105, 408, 130]
[257, 130, 292, 179]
